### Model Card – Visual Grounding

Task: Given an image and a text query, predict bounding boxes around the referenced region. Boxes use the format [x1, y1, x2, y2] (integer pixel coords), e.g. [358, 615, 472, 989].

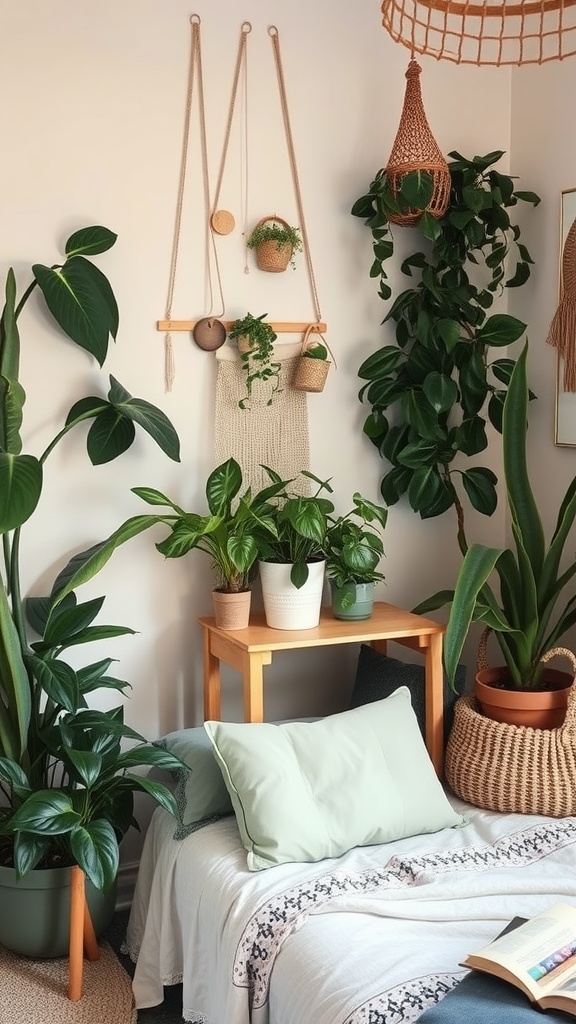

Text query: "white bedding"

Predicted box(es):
[126, 796, 576, 1024]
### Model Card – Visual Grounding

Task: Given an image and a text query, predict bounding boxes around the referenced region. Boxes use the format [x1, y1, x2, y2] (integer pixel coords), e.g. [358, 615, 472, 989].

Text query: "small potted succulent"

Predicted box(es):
[324, 495, 388, 620]
[247, 217, 303, 272]
[228, 312, 282, 410]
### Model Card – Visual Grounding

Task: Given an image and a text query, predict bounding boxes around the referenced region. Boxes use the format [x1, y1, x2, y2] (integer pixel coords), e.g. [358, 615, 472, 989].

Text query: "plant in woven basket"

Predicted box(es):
[418, 343, 576, 693]
[247, 218, 303, 272]
[351, 150, 540, 523]
[228, 312, 281, 410]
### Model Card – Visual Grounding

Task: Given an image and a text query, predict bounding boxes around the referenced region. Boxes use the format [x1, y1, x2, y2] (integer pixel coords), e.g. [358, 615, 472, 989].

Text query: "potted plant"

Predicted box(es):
[228, 312, 282, 410]
[293, 336, 332, 394]
[246, 216, 303, 272]
[253, 466, 335, 630]
[324, 495, 388, 620]
[0, 226, 186, 957]
[132, 458, 284, 630]
[418, 343, 576, 729]
[351, 150, 540, 524]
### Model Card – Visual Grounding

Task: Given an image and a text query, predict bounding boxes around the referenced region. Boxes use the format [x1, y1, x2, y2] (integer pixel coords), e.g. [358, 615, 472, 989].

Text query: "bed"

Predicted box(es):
[125, 680, 576, 1024]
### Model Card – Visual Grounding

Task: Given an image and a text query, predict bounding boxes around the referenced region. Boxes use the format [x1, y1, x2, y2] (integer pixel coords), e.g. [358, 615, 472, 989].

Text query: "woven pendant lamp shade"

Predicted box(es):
[381, 0, 576, 66]
[385, 60, 450, 227]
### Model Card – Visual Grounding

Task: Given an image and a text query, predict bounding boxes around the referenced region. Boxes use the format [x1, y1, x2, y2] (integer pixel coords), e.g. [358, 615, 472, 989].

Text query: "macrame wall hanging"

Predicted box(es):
[381, 0, 576, 66]
[158, 19, 329, 491]
[547, 216, 576, 393]
[385, 59, 450, 226]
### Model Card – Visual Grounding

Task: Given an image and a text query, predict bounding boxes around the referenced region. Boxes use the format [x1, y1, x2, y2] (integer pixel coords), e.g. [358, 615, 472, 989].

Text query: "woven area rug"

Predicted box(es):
[0, 941, 137, 1024]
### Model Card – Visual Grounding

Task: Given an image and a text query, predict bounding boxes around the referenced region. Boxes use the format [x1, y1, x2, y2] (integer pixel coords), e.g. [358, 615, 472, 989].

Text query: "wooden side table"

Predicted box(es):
[199, 601, 445, 776]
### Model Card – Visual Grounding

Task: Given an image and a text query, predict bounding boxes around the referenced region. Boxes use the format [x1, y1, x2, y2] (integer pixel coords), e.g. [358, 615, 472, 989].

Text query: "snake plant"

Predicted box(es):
[417, 343, 576, 690]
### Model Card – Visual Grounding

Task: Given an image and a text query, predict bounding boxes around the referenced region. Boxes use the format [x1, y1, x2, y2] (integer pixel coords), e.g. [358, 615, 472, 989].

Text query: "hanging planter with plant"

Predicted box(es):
[228, 312, 282, 410]
[293, 325, 335, 394]
[247, 216, 303, 272]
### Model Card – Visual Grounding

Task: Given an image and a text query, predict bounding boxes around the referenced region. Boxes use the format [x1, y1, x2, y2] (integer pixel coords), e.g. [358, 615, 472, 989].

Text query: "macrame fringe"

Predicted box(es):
[165, 334, 175, 393]
[547, 216, 576, 393]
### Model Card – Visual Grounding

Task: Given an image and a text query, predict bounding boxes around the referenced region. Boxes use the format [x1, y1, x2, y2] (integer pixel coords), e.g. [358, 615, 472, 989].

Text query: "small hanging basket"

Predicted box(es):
[293, 326, 335, 394]
[251, 216, 294, 273]
[385, 60, 451, 227]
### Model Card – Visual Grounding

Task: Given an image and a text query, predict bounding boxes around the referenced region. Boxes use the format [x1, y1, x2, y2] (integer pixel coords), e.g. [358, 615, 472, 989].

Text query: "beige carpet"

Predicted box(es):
[0, 942, 137, 1024]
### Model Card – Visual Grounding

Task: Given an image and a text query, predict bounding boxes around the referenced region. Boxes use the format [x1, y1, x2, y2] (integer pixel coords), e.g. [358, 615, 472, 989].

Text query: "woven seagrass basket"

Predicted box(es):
[292, 326, 333, 394]
[445, 647, 576, 817]
[251, 217, 294, 273]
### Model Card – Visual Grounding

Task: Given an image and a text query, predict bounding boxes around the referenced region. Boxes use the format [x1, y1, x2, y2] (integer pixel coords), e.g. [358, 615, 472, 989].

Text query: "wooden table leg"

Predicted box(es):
[424, 631, 444, 779]
[242, 651, 272, 722]
[83, 900, 100, 962]
[203, 625, 221, 720]
[68, 865, 85, 1001]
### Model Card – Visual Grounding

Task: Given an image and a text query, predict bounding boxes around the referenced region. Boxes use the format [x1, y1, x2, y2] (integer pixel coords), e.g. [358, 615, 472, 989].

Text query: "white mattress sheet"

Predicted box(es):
[126, 796, 576, 1024]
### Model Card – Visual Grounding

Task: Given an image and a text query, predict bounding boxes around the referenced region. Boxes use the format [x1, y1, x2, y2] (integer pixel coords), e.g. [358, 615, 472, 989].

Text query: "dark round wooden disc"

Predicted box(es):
[192, 318, 227, 351]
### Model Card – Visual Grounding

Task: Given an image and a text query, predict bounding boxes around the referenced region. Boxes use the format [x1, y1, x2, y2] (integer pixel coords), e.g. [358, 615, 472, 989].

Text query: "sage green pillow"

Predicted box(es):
[204, 688, 465, 871]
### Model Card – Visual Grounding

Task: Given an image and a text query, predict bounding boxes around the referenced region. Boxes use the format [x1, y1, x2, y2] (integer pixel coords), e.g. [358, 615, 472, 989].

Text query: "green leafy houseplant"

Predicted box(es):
[253, 467, 335, 588]
[0, 226, 185, 891]
[132, 458, 284, 593]
[246, 219, 303, 271]
[422, 344, 576, 692]
[324, 495, 388, 605]
[351, 150, 540, 524]
[228, 312, 282, 410]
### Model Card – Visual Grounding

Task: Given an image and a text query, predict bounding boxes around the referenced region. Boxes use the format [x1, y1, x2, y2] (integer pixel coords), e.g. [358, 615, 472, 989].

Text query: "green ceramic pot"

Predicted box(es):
[0, 863, 117, 958]
[330, 581, 375, 621]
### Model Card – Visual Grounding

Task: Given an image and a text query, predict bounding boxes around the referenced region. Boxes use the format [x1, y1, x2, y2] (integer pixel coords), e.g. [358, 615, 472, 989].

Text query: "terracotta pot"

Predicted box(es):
[475, 667, 572, 729]
[212, 589, 251, 631]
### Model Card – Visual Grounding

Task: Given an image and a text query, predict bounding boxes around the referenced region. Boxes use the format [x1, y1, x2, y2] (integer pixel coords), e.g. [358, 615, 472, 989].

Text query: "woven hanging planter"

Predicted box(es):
[293, 325, 334, 394]
[385, 60, 450, 227]
[381, 0, 576, 66]
[445, 648, 576, 817]
[251, 216, 295, 273]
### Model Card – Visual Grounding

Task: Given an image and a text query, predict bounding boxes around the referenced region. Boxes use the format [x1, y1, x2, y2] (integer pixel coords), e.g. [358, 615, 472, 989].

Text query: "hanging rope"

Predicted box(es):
[163, 15, 225, 391]
[268, 26, 324, 330]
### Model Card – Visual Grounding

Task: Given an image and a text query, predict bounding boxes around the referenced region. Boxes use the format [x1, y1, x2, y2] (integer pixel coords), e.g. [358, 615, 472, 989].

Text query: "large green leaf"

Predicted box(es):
[399, 170, 434, 209]
[358, 346, 404, 381]
[444, 544, 503, 685]
[32, 259, 115, 366]
[461, 467, 498, 516]
[422, 372, 458, 413]
[0, 578, 31, 760]
[87, 408, 136, 464]
[0, 452, 42, 532]
[107, 377, 180, 462]
[1, 377, 25, 456]
[8, 790, 81, 835]
[65, 226, 118, 258]
[476, 314, 526, 347]
[0, 269, 19, 383]
[69, 818, 119, 892]
[205, 458, 242, 516]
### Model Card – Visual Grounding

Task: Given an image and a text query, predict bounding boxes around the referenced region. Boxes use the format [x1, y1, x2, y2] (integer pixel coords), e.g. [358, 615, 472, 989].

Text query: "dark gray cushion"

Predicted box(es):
[349, 645, 466, 746]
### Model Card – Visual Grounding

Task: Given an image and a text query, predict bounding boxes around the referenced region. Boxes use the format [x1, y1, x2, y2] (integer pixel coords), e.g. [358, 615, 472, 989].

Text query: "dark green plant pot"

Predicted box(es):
[0, 864, 117, 958]
[330, 581, 375, 621]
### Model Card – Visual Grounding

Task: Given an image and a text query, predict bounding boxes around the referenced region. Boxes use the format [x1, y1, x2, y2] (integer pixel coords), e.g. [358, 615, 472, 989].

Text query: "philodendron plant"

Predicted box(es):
[0, 226, 185, 891]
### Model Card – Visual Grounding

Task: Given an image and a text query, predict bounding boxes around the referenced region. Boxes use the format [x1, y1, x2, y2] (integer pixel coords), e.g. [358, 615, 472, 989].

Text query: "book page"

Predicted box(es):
[465, 904, 576, 1001]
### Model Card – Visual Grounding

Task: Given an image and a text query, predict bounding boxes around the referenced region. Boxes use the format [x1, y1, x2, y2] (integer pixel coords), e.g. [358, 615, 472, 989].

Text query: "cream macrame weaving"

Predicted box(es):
[215, 343, 310, 494]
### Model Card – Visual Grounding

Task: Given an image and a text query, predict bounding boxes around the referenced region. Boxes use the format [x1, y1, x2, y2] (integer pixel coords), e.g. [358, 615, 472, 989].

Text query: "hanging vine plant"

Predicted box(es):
[351, 150, 540, 530]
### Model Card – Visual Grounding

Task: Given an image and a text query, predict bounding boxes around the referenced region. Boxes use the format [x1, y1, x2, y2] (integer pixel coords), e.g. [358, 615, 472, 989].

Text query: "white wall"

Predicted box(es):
[1, 0, 514, 862]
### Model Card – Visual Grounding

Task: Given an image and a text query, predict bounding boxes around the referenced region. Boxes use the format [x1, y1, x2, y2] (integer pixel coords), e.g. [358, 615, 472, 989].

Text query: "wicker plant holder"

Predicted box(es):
[385, 60, 450, 227]
[293, 326, 334, 394]
[212, 589, 251, 631]
[445, 647, 576, 816]
[252, 217, 294, 273]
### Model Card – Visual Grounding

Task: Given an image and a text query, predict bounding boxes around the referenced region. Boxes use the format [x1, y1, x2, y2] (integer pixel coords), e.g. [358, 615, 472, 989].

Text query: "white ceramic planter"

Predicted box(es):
[259, 560, 325, 630]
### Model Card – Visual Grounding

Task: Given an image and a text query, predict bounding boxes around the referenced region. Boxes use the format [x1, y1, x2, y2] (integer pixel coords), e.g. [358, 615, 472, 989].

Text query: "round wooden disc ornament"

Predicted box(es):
[210, 209, 235, 235]
[192, 317, 227, 351]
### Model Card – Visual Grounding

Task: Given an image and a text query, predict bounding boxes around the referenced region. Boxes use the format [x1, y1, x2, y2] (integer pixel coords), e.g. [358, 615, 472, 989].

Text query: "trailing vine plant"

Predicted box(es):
[351, 150, 540, 548]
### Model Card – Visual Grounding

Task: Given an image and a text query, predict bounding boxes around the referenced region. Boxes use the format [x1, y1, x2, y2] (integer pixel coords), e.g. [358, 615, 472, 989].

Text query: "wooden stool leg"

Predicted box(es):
[83, 899, 100, 962]
[68, 865, 85, 1001]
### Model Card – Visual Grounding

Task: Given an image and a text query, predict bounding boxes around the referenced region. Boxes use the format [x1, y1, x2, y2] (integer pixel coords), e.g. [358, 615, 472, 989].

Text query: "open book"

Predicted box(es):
[462, 903, 576, 1016]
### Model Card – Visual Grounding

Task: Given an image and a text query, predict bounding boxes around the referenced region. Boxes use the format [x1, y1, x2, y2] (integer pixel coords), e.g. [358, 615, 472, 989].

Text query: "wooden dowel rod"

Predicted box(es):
[83, 899, 100, 962]
[157, 320, 327, 333]
[68, 866, 85, 1001]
